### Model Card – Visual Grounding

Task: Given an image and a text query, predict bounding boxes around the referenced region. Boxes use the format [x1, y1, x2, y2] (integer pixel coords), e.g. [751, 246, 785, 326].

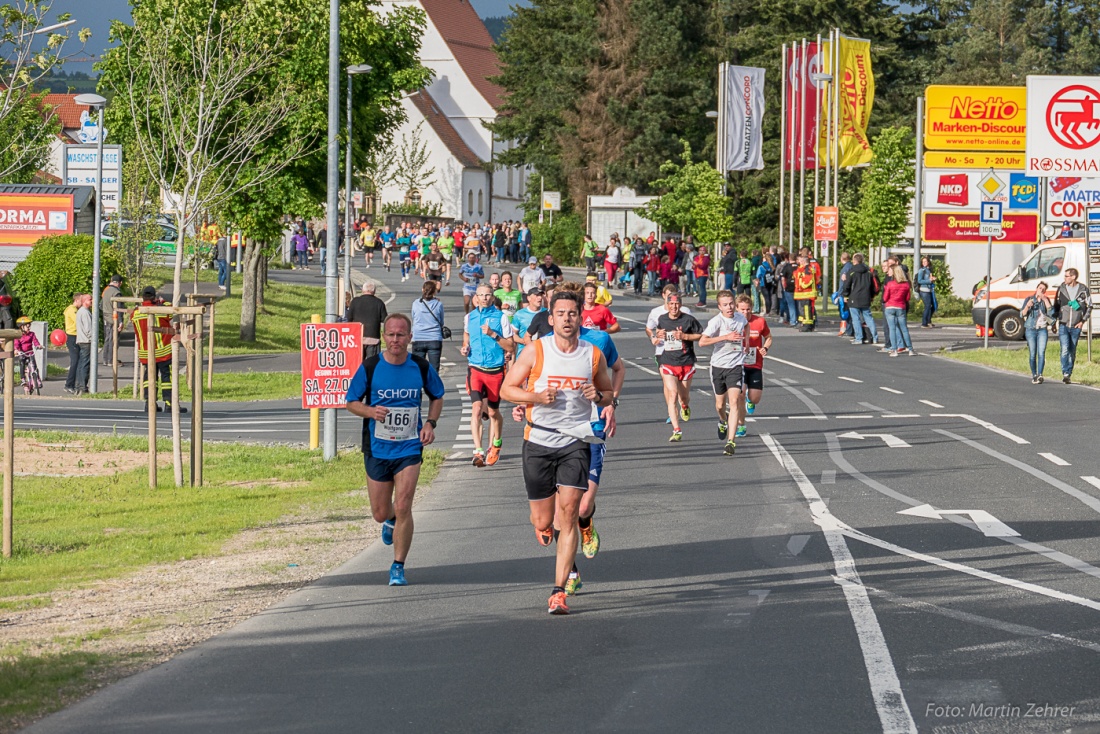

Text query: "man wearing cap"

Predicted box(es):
[100, 274, 124, 366]
[511, 287, 545, 359]
[518, 256, 546, 294]
[132, 286, 185, 412]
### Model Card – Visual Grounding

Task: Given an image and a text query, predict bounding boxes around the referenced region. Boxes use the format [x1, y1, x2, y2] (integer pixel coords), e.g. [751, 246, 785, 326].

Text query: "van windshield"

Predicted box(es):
[1019, 246, 1065, 282]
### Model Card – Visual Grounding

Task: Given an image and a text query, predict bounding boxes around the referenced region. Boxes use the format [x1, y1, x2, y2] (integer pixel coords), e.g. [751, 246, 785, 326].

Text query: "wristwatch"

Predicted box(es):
[612, 397, 620, 408]
[425, 418, 438, 428]
[595, 391, 605, 405]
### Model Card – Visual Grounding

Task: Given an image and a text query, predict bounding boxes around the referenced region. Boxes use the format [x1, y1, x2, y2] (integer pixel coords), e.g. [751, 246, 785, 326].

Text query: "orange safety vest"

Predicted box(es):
[794, 266, 817, 299]
[131, 305, 173, 362]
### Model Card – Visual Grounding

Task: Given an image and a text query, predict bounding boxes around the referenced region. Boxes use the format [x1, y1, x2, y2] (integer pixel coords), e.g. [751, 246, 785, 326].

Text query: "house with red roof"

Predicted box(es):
[377, 0, 527, 223]
[42, 93, 97, 183]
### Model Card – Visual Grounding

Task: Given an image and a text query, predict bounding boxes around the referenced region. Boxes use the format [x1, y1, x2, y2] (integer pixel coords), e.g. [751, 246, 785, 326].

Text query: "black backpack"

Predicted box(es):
[357, 353, 439, 453]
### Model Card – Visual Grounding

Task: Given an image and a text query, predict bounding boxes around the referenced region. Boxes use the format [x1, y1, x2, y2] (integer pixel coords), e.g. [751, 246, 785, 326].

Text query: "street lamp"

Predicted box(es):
[323, 0, 340, 460]
[345, 63, 372, 298]
[74, 92, 107, 395]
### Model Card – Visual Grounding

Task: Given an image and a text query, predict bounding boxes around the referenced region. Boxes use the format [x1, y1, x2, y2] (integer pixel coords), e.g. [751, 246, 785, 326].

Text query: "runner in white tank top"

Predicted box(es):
[524, 336, 600, 449]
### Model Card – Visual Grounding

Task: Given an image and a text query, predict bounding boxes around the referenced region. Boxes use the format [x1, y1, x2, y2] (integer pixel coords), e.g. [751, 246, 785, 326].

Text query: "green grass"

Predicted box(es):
[0, 431, 444, 600]
[88, 371, 302, 402]
[145, 266, 324, 354]
[943, 341, 1100, 386]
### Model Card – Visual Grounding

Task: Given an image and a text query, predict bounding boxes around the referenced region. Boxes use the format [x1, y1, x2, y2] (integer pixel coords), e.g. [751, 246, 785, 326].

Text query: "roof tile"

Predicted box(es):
[408, 89, 484, 169]
[419, 0, 504, 109]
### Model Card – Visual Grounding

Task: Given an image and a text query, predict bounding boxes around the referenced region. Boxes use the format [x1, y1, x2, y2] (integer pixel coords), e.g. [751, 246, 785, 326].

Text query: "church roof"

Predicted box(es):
[419, 0, 504, 109]
[408, 88, 483, 168]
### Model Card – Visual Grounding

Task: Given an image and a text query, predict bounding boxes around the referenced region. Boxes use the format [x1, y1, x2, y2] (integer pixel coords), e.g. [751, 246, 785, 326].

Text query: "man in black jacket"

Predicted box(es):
[842, 253, 879, 345]
[347, 280, 388, 360]
[1052, 267, 1091, 383]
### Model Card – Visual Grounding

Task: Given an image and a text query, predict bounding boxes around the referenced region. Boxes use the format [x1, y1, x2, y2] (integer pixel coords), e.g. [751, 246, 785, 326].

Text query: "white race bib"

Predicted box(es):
[745, 348, 758, 362]
[374, 407, 419, 442]
[728, 341, 743, 354]
[664, 335, 682, 352]
[429, 260, 441, 270]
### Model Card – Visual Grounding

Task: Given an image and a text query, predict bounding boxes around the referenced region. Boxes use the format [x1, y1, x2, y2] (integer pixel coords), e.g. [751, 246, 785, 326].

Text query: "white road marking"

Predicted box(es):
[834, 414, 865, 419]
[789, 415, 828, 420]
[761, 434, 916, 734]
[821, 469, 836, 484]
[881, 414, 920, 419]
[838, 431, 911, 448]
[930, 414, 1029, 445]
[762, 368, 775, 376]
[765, 355, 824, 374]
[630, 361, 661, 377]
[805, 388, 822, 396]
[879, 386, 904, 395]
[919, 399, 944, 408]
[837, 376, 863, 383]
[447, 451, 464, 460]
[1083, 476, 1100, 490]
[1039, 452, 1070, 467]
[616, 315, 648, 326]
[858, 402, 887, 413]
[786, 535, 811, 555]
[898, 504, 1019, 538]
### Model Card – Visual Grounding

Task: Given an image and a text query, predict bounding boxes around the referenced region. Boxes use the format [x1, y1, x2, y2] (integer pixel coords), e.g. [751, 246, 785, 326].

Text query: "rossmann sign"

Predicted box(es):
[0, 193, 74, 246]
[924, 85, 1027, 151]
[1025, 76, 1100, 175]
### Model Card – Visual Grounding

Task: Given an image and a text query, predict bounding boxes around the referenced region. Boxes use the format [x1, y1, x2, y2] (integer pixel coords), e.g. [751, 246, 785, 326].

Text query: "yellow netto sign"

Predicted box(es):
[924, 85, 1027, 152]
[923, 151, 1025, 170]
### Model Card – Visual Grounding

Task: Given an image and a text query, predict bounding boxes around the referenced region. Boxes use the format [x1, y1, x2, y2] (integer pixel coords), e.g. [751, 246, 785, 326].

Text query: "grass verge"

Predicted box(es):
[87, 370, 302, 402]
[942, 341, 1100, 386]
[0, 430, 442, 599]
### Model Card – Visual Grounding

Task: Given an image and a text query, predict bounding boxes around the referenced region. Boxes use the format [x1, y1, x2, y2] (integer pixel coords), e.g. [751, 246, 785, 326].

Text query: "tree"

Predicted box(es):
[105, 155, 162, 297]
[639, 140, 733, 246]
[391, 121, 437, 199]
[842, 127, 914, 252]
[0, 1, 89, 182]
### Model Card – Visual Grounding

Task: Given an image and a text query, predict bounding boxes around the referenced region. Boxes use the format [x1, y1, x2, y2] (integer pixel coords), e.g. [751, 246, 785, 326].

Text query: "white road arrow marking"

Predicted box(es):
[898, 504, 1020, 538]
[837, 431, 911, 448]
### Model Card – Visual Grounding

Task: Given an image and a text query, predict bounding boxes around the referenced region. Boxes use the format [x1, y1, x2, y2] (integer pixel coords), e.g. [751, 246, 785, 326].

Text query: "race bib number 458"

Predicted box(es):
[374, 407, 419, 442]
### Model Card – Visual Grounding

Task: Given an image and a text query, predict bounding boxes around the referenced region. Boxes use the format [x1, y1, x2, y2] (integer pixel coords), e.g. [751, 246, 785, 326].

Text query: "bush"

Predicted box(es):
[530, 213, 586, 266]
[12, 235, 125, 331]
[380, 201, 444, 217]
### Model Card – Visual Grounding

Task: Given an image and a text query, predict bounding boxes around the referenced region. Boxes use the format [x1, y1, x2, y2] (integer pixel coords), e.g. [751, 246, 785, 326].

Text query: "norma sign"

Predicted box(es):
[1025, 76, 1100, 175]
[61, 144, 122, 215]
[300, 322, 363, 409]
[924, 85, 1027, 151]
[542, 191, 562, 211]
[922, 211, 1038, 244]
[813, 207, 838, 240]
[0, 193, 74, 246]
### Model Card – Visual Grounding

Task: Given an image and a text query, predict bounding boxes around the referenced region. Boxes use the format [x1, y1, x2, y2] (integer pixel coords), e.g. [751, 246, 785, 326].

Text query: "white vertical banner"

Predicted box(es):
[723, 65, 766, 171]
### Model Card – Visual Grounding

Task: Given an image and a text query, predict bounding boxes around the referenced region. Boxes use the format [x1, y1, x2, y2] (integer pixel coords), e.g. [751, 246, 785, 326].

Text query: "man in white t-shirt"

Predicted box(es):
[518, 257, 547, 294]
[698, 290, 748, 456]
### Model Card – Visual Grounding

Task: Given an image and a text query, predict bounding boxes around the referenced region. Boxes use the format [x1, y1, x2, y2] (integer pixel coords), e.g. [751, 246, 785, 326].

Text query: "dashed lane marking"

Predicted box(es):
[838, 376, 863, 383]
[765, 355, 824, 374]
[805, 388, 821, 396]
[1039, 452, 1070, 467]
[1083, 476, 1100, 490]
[930, 413, 1029, 445]
[879, 386, 904, 395]
[919, 399, 944, 408]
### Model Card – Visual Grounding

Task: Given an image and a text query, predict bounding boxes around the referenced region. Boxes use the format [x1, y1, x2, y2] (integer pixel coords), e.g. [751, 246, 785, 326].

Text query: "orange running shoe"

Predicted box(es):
[486, 444, 501, 465]
[535, 525, 554, 547]
[548, 591, 570, 615]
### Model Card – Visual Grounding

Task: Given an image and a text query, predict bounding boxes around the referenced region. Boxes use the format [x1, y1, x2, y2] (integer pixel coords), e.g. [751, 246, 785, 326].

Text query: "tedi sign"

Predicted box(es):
[1026, 76, 1100, 175]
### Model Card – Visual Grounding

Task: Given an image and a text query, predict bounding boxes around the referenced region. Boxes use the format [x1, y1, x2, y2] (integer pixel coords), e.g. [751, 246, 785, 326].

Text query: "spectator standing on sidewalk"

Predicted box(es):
[75, 293, 93, 393]
[916, 256, 937, 328]
[842, 253, 879, 344]
[348, 280, 388, 361]
[1021, 281, 1053, 384]
[692, 246, 711, 307]
[63, 293, 81, 393]
[215, 235, 229, 289]
[100, 274, 123, 366]
[718, 243, 737, 291]
[836, 252, 853, 337]
[293, 229, 309, 269]
[1052, 267, 1092, 384]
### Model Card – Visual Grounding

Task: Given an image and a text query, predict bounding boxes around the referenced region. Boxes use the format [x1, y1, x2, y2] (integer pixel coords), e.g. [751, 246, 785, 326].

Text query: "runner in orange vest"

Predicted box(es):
[131, 286, 185, 413]
[793, 254, 817, 332]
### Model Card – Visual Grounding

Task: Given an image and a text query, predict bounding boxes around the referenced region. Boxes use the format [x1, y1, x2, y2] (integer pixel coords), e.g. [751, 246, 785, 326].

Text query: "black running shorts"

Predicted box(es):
[710, 365, 744, 395]
[744, 367, 764, 391]
[522, 440, 590, 500]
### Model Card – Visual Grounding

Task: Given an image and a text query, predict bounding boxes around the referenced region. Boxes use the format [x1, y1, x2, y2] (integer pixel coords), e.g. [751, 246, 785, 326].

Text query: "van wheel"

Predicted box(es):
[993, 309, 1024, 341]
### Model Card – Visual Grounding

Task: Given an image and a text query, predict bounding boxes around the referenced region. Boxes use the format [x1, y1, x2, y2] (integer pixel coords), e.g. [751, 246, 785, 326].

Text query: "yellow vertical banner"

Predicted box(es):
[837, 35, 874, 167]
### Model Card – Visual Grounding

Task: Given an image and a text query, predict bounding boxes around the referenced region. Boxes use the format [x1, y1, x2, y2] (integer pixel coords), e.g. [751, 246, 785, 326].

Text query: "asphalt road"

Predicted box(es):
[24, 265, 1100, 733]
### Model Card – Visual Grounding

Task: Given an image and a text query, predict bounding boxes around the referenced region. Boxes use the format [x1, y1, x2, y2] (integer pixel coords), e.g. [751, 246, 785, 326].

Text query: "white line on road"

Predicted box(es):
[836, 415, 866, 419]
[765, 355, 824, 374]
[838, 376, 863, 383]
[858, 402, 887, 413]
[1039, 452, 1070, 467]
[805, 388, 822, 396]
[879, 386, 904, 395]
[615, 315, 648, 326]
[821, 469, 836, 484]
[930, 414, 1029, 445]
[629, 361, 661, 377]
[1083, 476, 1100, 491]
[789, 415, 828, 420]
[881, 414, 920, 419]
[761, 434, 916, 734]
[750, 416, 779, 420]
[919, 399, 944, 408]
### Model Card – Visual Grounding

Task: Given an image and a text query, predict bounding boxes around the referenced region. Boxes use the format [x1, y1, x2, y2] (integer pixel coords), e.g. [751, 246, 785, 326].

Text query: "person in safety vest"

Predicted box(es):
[132, 286, 186, 413]
[794, 254, 817, 332]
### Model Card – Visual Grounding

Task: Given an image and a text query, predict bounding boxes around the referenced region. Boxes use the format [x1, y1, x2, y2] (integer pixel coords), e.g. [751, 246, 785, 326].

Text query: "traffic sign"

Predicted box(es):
[977, 171, 1005, 199]
[300, 322, 363, 410]
[542, 191, 562, 211]
[979, 201, 1003, 236]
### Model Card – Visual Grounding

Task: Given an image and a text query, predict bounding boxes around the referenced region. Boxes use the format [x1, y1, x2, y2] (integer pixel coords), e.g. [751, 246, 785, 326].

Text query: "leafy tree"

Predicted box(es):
[106, 156, 162, 297]
[842, 127, 914, 252]
[639, 140, 733, 246]
[391, 121, 437, 198]
[12, 234, 124, 329]
[0, 1, 89, 182]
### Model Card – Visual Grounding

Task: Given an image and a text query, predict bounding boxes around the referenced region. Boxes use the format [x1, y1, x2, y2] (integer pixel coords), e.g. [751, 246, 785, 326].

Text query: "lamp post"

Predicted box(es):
[345, 64, 372, 298]
[74, 92, 107, 394]
[323, 0, 341, 460]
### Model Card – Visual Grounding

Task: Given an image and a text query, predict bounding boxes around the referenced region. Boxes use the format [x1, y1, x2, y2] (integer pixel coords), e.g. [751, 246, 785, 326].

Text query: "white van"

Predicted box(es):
[972, 237, 1098, 340]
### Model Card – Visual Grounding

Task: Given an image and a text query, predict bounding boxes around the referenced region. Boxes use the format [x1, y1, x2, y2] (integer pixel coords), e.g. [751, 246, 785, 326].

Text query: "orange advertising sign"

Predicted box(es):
[924, 85, 1027, 151]
[0, 193, 75, 246]
[814, 206, 839, 241]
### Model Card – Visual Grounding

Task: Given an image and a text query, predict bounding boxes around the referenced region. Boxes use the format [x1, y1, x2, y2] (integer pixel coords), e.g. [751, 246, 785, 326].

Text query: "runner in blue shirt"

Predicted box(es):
[458, 250, 485, 314]
[510, 288, 545, 359]
[346, 313, 445, 587]
[379, 227, 396, 272]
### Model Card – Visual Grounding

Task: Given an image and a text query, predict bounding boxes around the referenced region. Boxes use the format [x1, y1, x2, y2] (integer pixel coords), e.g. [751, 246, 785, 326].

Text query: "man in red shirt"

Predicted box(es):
[581, 282, 620, 333]
[734, 295, 772, 438]
[693, 248, 712, 307]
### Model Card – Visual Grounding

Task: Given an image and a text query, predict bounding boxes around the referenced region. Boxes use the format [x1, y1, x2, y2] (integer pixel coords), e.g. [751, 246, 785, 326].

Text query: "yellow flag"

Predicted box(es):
[837, 36, 874, 167]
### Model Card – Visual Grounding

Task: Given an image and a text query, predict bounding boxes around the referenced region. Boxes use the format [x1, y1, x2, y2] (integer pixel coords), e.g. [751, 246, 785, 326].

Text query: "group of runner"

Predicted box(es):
[356, 220, 541, 280]
[344, 263, 773, 614]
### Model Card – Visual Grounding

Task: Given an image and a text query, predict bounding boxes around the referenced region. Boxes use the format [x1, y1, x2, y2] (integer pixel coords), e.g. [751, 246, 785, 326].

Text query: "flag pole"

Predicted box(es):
[798, 38, 807, 254]
[812, 33, 821, 263]
[788, 44, 796, 255]
[779, 44, 786, 254]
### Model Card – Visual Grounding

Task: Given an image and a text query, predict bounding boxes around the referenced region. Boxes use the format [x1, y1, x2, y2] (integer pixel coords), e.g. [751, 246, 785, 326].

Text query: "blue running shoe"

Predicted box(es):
[665, 416, 672, 424]
[735, 425, 747, 438]
[381, 519, 395, 546]
[746, 400, 756, 415]
[389, 563, 408, 586]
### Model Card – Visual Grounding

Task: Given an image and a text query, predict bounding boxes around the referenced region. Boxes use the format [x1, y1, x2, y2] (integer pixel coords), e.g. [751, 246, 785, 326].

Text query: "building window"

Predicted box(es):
[478, 189, 484, 217]
[518, 167, 525, 198]
[507, 167, 514, 197]
[405, 189, 421, 207]
[468, 190, 474, 217]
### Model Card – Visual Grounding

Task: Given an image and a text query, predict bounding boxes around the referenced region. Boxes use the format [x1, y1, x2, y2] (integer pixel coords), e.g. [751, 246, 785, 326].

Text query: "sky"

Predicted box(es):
[50, 0, 525, 74]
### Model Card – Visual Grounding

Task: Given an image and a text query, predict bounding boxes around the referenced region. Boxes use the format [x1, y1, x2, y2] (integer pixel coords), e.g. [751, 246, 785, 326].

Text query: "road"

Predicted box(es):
[24, 266, 1100, 733]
